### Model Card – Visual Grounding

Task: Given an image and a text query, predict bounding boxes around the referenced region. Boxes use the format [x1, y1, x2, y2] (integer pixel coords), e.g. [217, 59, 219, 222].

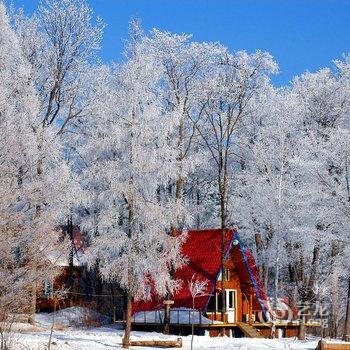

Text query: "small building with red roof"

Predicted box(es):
[133, 229, 282, 334]
[131, 229, 305, 338]
[36, 225, 88, 311]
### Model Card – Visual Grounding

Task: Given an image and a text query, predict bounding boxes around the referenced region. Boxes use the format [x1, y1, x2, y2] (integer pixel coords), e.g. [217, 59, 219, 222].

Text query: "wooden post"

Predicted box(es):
[191, 298, 195, 350]
[163, 300, 174, 335]
[249, 294, 253, 325]
[298, 313, 306, 340]
[343, 276, 350, 342]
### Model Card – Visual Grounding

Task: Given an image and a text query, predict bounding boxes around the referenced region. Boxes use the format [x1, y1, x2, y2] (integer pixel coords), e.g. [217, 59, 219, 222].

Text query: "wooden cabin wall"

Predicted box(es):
[207, 255, 261, 323]
[36, 267, 84, 311]
[227, 252, 265, 322]
[36, 266, 125, 317]
[224, 259, 254, 322]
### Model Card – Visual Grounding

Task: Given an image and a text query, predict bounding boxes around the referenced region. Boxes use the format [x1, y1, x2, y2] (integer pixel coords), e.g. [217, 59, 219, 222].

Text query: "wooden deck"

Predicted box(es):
[129, 321, 319, 329]
[123, 309, 320, 338]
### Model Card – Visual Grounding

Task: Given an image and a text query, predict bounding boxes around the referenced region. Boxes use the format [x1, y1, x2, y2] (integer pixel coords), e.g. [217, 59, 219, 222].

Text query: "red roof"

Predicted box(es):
[133, 229, 269, 318]
[172, 229, 234, 310]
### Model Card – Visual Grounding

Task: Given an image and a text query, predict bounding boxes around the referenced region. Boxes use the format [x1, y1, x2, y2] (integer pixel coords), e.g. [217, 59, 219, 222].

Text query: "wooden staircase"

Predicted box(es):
[237, 322, 264, 338]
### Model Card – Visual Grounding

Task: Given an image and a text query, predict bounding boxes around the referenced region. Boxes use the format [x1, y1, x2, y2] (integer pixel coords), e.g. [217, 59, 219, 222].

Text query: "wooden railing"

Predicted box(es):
[125, 308, 267, 325]
[129, 308, 215, 325]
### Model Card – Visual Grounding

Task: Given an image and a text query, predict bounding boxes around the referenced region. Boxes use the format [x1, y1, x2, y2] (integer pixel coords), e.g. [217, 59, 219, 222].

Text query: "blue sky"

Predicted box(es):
[9, 0, 350, 86]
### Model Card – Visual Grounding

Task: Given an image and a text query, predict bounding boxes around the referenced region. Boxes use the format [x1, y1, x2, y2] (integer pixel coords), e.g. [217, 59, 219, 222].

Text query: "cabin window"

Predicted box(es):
[217, 292, 223, 312]
[218, 269, 230, 281]
[207, 292, 223, 312]
[42, 278, 54, 299]
[206, 294, 216, 312]
[227, 290, 235, 309]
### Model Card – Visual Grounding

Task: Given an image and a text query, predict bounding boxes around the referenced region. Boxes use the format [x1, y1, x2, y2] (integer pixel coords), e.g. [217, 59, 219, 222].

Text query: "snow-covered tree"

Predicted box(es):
[148, 30, 225, 228]
[232, 87, 302, 297]
[0, 1, 67, 322]
[9, 0, 104, 322]
[196, 50, 277, 319]
[3, 0, 350, 339]
[80, 23, 187, 348]
[188, 274, 209, 350]
[292, 62, 350, 338]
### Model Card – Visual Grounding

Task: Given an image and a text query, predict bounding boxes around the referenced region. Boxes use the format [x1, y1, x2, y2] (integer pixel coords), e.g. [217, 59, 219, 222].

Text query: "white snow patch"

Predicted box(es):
[36, 307, 111, 328]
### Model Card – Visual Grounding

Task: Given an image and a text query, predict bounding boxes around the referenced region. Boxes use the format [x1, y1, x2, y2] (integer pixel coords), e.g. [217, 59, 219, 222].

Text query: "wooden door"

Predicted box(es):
[226, 289, 237, 323]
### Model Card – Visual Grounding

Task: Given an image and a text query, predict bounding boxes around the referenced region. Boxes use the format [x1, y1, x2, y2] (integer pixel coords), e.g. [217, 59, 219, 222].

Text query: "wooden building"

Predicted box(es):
[132, 229, 317, 338]
[34, 225, 124, 319]
[36, 226, 125, 317]
[35, 226, 318, 337]
[36, 226, 87, 311]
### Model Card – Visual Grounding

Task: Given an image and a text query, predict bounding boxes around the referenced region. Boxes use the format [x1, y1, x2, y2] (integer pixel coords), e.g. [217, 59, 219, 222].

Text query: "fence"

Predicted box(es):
[129, 308, 213, 325]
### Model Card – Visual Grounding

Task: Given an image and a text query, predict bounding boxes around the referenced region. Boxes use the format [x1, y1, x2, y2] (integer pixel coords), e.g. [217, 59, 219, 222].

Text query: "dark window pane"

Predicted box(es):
[207, 294, 216, 311]
[217, 292, 223, 312]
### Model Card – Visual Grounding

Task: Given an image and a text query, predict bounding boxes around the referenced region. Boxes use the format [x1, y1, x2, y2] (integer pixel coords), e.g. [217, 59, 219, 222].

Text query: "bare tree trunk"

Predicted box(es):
[175, 116, 185, 202]
[94, 264, 104, 312]
[29, 131, 44, 326]
[67, 216, 74, 307]
[298, 317, 306, 340]
[123, 291, 132, 349]
[163, 117, 185, 334]
[28, 283, 37, 325]
[330, 241, 339, 339]
[343, 276, 350, 342]
[220, 226, 226, 330]
[298, 246, 320, 340]
[296, 253, 306, 340]
[123, 105, 136, 349]
[219, 171, 227, 335]
[191, 297, 195, 350]
[274, 238, 281, 322]
[195, 186, 201, 229]
[175, 177, 184, 202]
[163, 301, 172, 335]
[47, 301, 57, 350]
[255, 233, 267, 288]
[306, 246, 320, 302]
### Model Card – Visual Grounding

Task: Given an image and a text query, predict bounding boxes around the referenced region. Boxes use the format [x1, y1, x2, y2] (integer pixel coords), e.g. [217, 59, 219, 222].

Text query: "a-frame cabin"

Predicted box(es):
[132, 229, 309, 337]
[133, 229, 269, 335]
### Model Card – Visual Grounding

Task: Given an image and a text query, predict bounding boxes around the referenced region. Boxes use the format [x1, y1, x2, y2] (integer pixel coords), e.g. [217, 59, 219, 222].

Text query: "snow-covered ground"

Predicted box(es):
[12, 327, 321, 350]
[6, 308, 323, 349]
